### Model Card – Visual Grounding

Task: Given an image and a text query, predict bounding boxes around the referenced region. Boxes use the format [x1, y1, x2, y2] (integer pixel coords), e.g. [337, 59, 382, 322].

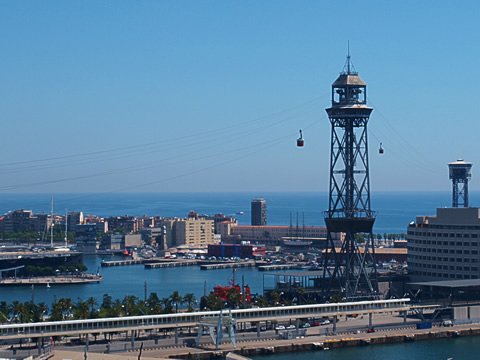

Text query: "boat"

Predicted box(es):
[46, 282, 50, 288]
[236, 211, 244, 215]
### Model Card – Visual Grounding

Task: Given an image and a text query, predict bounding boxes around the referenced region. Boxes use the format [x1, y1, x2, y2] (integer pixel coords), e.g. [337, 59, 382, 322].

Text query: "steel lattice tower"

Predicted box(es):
[448, 159, 472, 208]
[322, 53, 379, 301]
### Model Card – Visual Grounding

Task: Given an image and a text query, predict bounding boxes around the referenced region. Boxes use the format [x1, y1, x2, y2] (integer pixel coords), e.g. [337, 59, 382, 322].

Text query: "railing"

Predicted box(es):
[0, 298, 410, 339]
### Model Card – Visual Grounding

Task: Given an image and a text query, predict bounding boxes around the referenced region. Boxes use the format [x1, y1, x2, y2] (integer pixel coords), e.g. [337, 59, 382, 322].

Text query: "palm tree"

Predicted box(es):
[169, 291, 183, 313]
[161, 297, 173, 314]
[87, 297, 98, 317]
[183, 293, 197, 311]
[73, 300, 90, 320]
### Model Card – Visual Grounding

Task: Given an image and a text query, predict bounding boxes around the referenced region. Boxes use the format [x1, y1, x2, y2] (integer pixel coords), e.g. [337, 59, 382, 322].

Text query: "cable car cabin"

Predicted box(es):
[297, 130, 304, 147]
[379, 143, 384, 154]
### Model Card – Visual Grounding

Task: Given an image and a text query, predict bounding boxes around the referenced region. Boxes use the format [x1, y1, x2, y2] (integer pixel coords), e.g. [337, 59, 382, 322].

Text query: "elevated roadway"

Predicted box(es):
[0, 298, 410, 340]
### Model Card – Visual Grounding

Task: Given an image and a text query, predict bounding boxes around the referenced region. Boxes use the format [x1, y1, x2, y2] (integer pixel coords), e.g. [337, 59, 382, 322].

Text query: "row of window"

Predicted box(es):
[409, 240, 479, 246]
[411, 271, 476, 279]
[409, 255, 479, 262]
[408, 247, 479, 255]
[409, 262, 478, 271]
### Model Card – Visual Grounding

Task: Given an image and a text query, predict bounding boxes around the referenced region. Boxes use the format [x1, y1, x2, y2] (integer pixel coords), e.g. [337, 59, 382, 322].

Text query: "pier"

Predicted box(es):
[200, 261, 255, 270]
[101, 259, 144, 267]
[145, 260, 198, 269]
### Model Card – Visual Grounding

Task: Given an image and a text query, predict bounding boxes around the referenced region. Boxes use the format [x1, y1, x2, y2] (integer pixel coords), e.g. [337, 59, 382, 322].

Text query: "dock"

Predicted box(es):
[145, 260, 198, 269]
[200, 261, 255, 270]
[101, 259, 144, 267]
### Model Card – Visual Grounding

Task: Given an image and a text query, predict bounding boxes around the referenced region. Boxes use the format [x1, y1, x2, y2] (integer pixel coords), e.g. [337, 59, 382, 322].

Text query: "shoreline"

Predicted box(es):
[132, 323, 480, 359]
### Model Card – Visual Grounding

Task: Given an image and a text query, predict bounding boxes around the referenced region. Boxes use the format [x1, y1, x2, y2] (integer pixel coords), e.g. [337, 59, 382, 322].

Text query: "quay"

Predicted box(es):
[101, 259, 144, 267]
[145, 260, 198, 269]
[0, 273, 103, 286]
[200, 261, 255, 270]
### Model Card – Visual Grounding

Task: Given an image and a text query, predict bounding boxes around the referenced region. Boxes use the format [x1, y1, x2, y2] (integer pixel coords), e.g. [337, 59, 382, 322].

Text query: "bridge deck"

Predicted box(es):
[0, 298, 410, 340]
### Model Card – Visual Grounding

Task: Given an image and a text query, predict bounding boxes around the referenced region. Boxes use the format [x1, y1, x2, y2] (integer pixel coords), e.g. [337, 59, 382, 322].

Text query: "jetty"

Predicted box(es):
[101, 259, 144, 267]
[200, 261, 255, 270]
[145, 260, 198, 269]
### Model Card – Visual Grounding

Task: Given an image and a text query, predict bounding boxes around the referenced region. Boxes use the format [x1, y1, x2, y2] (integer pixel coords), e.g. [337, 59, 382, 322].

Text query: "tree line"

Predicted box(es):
[0, 291, 198, 324]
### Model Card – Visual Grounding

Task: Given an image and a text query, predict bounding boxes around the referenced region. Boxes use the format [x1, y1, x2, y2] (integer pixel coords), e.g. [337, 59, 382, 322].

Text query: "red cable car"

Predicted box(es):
[379, 143, 384, 154]
[297, 130, 304, 147]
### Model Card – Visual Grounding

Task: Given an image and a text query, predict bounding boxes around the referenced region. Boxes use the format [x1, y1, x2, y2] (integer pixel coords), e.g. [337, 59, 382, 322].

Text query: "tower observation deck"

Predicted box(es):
[322, 53, 379, 301]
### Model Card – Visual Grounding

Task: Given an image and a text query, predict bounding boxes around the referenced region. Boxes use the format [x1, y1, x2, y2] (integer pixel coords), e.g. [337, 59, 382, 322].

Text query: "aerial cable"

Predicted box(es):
[0, 96, 325, 169]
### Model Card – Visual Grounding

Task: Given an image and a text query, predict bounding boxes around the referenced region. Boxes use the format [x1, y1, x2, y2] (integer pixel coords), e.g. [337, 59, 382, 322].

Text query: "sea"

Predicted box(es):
[1, 191, 478, 358]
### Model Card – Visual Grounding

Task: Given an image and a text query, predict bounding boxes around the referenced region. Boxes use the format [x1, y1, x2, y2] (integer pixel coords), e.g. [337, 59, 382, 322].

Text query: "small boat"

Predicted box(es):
[46, 282, 51, 288]
[236, 211, 244, 215]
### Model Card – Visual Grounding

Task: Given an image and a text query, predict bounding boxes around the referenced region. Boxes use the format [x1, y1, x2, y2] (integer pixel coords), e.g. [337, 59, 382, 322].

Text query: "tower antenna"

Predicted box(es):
[347, 41, 351, 74]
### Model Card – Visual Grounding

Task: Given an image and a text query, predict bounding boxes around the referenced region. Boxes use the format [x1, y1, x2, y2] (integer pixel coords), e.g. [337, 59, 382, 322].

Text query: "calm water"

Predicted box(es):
[250, 336, 480, 360]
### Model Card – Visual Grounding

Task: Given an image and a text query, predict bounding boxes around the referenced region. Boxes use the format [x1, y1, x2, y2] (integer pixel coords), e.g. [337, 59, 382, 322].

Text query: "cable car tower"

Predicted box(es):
[322, 51, 379, 301]
[448, 159, 472, 208]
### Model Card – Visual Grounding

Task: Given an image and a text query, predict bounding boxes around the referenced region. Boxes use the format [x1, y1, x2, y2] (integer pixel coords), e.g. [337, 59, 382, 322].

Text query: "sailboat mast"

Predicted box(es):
[65, 209, 68, 248]
[50, 196, 54, 248]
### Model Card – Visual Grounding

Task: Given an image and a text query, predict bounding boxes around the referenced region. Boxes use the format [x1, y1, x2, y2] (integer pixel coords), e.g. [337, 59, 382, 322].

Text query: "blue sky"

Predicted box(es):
[0, 1, 479, 193]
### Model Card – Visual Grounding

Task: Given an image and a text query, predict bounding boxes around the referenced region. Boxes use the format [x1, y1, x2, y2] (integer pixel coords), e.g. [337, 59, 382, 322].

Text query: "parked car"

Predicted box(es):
[442, 320, 453, 327]
[286, 325, 296, 329]
[320, 320, 330, 326]
[301, 323, 311, 328]
[275, 325, 285, 330]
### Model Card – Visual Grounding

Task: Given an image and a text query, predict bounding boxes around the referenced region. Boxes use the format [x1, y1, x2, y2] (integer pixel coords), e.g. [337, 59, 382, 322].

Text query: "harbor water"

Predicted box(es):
[250, 336, 480, 360]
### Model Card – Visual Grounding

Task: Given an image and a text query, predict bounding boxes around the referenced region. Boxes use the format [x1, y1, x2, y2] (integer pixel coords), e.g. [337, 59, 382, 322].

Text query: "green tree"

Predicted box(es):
[87, 297, 98, 317]
[183, 293, 197, 312]
[147, 292, 162, 314]
[227, 288, 241, 308]
[203, 294, 224, 311]
[161, 298, 173, 314]
[169, 291, 183, 313]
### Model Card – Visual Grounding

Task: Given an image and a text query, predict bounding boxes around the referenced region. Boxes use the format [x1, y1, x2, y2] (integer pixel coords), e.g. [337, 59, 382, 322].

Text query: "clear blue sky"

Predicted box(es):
[0, 1, 479, 193]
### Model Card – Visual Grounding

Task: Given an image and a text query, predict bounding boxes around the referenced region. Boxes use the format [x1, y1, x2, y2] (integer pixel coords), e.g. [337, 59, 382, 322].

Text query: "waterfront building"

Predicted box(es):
[251, 198, 267, 226]
[407, 207, 480, 281]
[75, 224, 98, 255]
[174, 211, 215, 247]
[0, 209, 51, 233]
[141, 227, 165, 247]
[67, 211, 84, 230]
[101, 233, 142, 250]
[105, 215, 144, 234]
[101, 233, 123, 250]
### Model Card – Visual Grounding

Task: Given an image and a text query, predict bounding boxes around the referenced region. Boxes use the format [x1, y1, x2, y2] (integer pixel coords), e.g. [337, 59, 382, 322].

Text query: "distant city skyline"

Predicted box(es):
[1, 1, 479, 193]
